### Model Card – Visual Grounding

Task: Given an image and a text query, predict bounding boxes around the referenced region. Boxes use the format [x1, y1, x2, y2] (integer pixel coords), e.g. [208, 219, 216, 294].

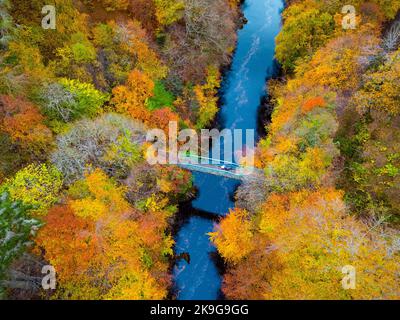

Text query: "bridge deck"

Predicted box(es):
[176, 155, 262, 181]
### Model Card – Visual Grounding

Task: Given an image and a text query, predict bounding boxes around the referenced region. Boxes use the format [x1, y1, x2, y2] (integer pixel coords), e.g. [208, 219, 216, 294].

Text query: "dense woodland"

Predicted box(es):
[0, 0, 399, 300]
[0, 0, 239, 299]
[211, 0, 400, 299]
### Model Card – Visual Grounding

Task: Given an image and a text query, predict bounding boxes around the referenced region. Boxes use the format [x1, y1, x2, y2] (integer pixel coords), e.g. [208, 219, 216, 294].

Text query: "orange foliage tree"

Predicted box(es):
[119, 21, 168, 80]
[301, 96, 326, 114]
[0, 95, 52, 155]
[112, 69, 154, 123]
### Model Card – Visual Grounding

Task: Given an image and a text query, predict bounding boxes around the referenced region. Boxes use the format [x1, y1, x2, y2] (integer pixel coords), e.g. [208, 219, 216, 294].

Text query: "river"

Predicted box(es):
[172, 0, 284, 300]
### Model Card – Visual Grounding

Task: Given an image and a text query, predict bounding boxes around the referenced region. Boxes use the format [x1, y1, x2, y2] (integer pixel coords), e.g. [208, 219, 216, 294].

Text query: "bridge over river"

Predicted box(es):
[175, 154, 263, 181]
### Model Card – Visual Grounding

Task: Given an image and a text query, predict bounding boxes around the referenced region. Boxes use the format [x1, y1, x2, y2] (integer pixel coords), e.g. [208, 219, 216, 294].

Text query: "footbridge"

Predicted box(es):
[176, 154, 263, 181]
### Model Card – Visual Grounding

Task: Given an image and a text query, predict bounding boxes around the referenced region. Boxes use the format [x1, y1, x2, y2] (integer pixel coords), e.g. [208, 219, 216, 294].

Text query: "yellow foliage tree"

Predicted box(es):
[353, 48, 400, 116]
[1, 164, 63, 216]
[209, 208, 254, 264]
[195, 66, 221, 129]
[69, 169, 129, 220]
[154, 0, 184, 27]
[257, 189, 400, 299]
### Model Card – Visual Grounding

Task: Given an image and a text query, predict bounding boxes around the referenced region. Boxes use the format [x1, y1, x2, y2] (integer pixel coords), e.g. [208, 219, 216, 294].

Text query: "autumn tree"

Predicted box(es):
[124, 163, 193, 204]
[151, 107, 180, 131]
[112, 69, 154, 123]
[154, 0, 185, 27]
[183, 0, 236, 61]
[93, 0, 130, 12]
[53, 32, 98, 83]
[9, 0, 89, 60]
[209, 208, 254, 264]
[221, 234, 280, 300]
[69, 169, 129, 220]
[163, 0, 237, 82]
[258, 88, 339, 193]
[34, 204, 105, 299]
[0, 95, 53, 156]
[343, 116, 400, 219]
[0, 0, 12, 48]
[353, 48, 400, 116]
[117, 21, 168, 80]
[51, 113, 146, 183]
[194, 66, 221, 129]
[40, 79, 109, 123]
[5, 32, 50, 82]
[0, 164, 63, 216]
[275, 0, 334, 72]
[296, 27, 381, 91]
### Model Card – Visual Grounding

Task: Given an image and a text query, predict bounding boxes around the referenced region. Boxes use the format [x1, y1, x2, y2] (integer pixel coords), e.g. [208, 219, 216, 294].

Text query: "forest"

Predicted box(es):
[211, 0, 400, 299]
[0, 0, 399, 300]
[0, 0, 240, 299]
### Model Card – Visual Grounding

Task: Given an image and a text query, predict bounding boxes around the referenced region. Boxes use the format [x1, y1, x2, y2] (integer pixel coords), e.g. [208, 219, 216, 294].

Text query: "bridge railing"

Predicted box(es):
[177, 152, 241, 167]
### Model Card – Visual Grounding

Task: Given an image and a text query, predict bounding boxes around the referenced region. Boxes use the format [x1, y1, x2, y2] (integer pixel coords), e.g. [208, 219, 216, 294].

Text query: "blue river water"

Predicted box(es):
[173, 0, 284, 300]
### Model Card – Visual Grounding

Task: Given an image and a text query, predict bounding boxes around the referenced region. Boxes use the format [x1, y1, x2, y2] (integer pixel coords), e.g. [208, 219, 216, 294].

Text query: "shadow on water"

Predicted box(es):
[171, 0, 284, 300]
[257, 59, 282, 137]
